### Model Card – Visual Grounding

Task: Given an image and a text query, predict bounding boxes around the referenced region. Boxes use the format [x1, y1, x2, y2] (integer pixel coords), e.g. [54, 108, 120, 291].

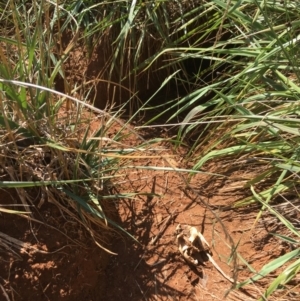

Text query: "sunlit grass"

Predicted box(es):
[1, 0, 300, 299]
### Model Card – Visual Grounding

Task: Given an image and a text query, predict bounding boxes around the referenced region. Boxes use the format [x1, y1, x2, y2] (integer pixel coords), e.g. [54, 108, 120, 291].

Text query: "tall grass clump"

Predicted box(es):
[0, 0, 204, 256]
[0, 0, 150, 255]
[163, 0, 300, 298]
[96, 0, 300, 297]
[1, 0, 300, 299]
[55, 0, 207, 113]
[73, 0, 300, 297]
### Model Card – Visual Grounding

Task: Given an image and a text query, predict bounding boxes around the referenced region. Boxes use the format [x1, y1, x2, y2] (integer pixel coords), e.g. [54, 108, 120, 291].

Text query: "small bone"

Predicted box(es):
[189, 227, 211, 253]
[175, 225, 236, 284]
[176, 232, 198, 266]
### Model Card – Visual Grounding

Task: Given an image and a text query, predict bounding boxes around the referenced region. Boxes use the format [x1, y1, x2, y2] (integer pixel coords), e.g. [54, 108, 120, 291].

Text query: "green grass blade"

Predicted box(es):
[237, 248, 300, 288]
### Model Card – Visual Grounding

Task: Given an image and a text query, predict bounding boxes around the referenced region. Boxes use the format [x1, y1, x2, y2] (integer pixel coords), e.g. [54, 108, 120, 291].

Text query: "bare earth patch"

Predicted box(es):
[1, 38, 299, 300]
[1, 118, 298, 301]
[0, 189, 111, 301]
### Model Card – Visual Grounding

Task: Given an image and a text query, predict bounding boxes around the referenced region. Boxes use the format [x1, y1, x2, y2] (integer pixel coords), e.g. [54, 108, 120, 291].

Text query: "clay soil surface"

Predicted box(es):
[1, 40, 299, 301]
[1, 130, 296, 301]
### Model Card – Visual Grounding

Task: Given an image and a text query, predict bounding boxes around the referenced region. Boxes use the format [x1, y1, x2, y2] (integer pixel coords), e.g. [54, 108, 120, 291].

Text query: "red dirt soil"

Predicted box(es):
[1, 136, 297, 301]
[1, 36, 299, 301]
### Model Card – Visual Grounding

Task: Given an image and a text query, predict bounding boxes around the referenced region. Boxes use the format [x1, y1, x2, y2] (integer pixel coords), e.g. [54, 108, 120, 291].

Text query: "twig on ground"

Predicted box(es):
[134, 253, 145, 271]
[135, 279, 147, 301]
[151, 211, 178, 245]
[0, 284, 11, 301]
[147, 259, 167, 267]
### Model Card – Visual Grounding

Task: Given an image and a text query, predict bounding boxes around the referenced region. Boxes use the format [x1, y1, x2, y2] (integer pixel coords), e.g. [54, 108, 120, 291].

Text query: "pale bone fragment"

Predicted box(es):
[206, 253, 235, 284]
[189, 226, 210, 251]
[176, 230, 199, 266]
[176, 224, 236, 284]
[189, 226, 235, 283]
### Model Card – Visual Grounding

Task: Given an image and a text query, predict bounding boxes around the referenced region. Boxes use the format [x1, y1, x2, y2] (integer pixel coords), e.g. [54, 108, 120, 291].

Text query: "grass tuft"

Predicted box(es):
[1, 0, 300, 299]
